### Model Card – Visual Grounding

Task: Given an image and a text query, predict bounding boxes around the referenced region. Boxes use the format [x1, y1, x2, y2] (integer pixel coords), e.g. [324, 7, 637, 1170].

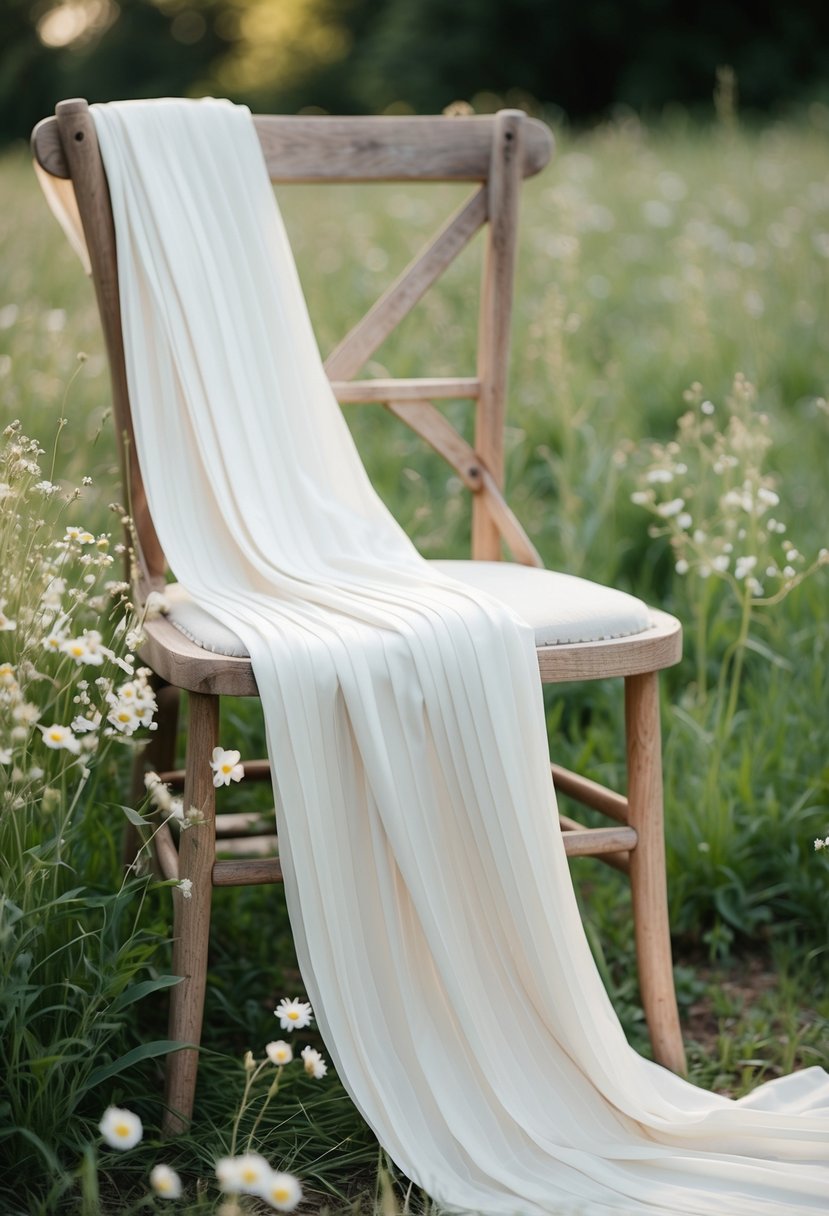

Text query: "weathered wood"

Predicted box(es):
[479, 467, 543, 567]
[473, 110, 525, 559]
[215, 834, 278, 857]
[33, 112, 555, 184]
[214, 810, 273, 836]
[163, 692, 219, 1134]
[538, 611, 682, 683]
[53, 99, 165, 585]
[324, 188, 487, 381]
[559, 819, 637, 857]
[154, 820, 180, 881]
[625, 672, 686, 1075]
[213, 857, 284, 886]
[385, 399, 483, 490]
[550, 764, 629, 825]
[332, 377, 480, 404]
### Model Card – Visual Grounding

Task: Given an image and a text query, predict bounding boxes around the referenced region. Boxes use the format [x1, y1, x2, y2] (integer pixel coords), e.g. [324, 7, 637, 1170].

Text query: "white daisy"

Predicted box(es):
[38, 723, 81, 754]
[265, 1040, 293, 1066]
[149, 1163, 182, 1199]
[99, 1105, 143, 1150]
[300, 1046, 328, 1080]
[274, 997, 313, 1032]
[258, 1171, 303, 1212]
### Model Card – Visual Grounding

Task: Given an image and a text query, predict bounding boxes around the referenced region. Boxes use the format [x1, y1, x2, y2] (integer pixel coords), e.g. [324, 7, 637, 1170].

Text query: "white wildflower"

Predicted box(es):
[176, 878, 193, 899]
[655, 497, 685, 518]
[646, 468, 674, 484]
[0, 601, 17, 631]
[674, 559, 689, 575]
[210, 746, 245, 787]
[258, 1172, 303, 1212]
[265, 1040, 293, 1066]
[99, 1106, 143, 1150]
[149, 1163, 182, 1199]
[0, 748, 12, 764]
[300, 1045, 328, 1080]
[274, 997, 313, 1032]
[38, 723, 81, 754]
[735, 555, 757, 579]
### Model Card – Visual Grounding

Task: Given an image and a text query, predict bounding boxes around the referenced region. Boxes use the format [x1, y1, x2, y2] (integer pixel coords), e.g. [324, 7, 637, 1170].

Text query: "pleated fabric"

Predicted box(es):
[40, 98, 828, 1215]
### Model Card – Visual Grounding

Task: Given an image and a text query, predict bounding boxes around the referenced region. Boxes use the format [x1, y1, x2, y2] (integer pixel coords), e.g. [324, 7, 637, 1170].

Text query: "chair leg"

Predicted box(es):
[624, 672, 687, 1075]
[162, 691, 219, 1135]
[125, 681, 181, 872]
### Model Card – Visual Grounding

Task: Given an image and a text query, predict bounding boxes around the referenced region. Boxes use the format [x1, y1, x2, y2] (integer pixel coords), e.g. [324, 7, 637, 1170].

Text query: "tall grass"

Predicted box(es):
[1, 108, 828, 1211]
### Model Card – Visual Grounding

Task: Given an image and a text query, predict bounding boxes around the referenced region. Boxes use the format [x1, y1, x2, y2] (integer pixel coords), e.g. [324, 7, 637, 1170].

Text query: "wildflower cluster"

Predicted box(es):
[814, 836, 829, 853]
[0, 421, 156, 811]
[99, 1106, 183, 1199]
[216, 999, 324, 1213]
[629, 375, 828, 602]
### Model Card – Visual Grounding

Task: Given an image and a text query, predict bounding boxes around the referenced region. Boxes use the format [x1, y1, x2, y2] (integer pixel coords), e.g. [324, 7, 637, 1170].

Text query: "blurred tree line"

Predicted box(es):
[4, 0, 828, 144]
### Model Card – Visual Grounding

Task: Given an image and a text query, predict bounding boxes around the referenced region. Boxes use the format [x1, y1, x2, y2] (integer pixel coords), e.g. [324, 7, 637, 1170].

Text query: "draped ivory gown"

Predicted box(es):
[38, 99, 828, 1215]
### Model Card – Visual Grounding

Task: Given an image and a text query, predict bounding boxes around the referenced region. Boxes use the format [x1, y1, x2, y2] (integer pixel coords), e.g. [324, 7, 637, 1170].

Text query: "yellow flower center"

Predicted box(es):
[117, 711, 132, 722]
[157, 1179, 171, 1193]
[49, 730, 64, 742]
[273, 1186, 291, 1202]
[242, 1168, 257, 1183]
[71, 645, 84, 655]
[288, 1010, 299, 1020]
[115, 1122, 130, 1138]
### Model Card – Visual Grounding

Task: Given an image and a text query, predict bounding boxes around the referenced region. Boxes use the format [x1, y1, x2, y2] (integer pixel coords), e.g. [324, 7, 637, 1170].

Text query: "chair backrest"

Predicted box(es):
[31, 100, 554, 589]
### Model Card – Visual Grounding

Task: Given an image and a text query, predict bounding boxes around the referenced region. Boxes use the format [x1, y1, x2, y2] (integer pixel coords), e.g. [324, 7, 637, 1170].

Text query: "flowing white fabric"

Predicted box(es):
[39, 98, 828, 1215]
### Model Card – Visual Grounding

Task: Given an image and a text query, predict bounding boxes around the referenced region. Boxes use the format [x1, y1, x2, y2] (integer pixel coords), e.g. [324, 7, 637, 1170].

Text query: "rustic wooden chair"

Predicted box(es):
[32, 98, 686, 1133]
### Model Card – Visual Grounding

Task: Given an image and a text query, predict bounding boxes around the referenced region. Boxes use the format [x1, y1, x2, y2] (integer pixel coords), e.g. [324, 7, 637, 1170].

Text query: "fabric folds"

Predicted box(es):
[39, 98, 828, 1215]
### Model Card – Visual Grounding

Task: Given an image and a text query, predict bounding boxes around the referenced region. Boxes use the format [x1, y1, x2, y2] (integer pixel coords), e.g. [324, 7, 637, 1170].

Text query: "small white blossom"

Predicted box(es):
[258, 1172, 303, 1212]
[265, 1040, 293, 1066]
[655, 497, 685, 518]
[149, 1163, 182, 1199]
[275, 997, 313, 1031]
[646, 468, 674, 484]
[674, 559, 689, 575]
[735, 555, 758, 579]
[99, 1106, 143, 1150]
[210, 746, 245, 787]
[0, 748, 12, 764]
[176, 878, 193, 899]
[38, 723, 81, 754]
[300, 1045, 328, 1080]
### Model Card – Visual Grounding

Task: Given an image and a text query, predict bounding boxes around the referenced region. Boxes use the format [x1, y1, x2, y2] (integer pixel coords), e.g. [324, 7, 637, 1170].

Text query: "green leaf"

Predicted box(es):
[119, 804, 149, 827]
[85, 1039, 189, 1091]
[109, 975, 183, 1013]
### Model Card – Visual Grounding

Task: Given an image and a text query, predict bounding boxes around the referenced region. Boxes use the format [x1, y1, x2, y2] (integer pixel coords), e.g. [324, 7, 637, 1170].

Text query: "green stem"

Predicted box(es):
[230, 1059, 268, 1155]
[246, 1066, 283, 1150]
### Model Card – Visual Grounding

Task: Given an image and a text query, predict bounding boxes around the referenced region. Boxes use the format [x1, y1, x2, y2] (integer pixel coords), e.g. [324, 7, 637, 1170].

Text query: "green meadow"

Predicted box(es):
[1, 109, 828, 1212]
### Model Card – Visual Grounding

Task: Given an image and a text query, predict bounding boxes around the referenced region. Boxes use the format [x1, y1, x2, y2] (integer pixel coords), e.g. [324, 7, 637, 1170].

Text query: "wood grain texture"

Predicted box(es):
[324, 188, 487, 382]
[332, 376, 480, 403]
[559, 820, 637, 857]
[33, 111, 555, 183]
[163, 692, 219, 1133]
[140, 607, 681, 695]
[625, 672, 687, 1075]
[473, 110, 525, 560]
[538, 611, 682, 683]
[385, 399, 483, 490]
[53, 99, 165, 585]
[212, 857, 284, 886]
[479, 467, 543, 567]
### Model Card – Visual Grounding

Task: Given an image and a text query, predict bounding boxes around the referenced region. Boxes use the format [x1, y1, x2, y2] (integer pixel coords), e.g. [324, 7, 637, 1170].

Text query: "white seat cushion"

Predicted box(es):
[164, 561, 652, 658]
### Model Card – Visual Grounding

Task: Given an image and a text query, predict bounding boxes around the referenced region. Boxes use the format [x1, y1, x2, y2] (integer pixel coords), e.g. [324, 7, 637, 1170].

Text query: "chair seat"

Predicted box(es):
[163, 561, 653, 658]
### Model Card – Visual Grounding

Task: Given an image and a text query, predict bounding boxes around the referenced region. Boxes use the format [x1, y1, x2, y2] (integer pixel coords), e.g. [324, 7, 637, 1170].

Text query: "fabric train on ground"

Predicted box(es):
[40, 98, 829, 1215]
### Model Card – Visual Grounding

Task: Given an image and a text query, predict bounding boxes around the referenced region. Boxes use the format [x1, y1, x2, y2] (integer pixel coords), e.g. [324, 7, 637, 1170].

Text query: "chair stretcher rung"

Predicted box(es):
[551, 764, 629, 825]
[213, 857, 284, 886]
[559, 815, 637, 857]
